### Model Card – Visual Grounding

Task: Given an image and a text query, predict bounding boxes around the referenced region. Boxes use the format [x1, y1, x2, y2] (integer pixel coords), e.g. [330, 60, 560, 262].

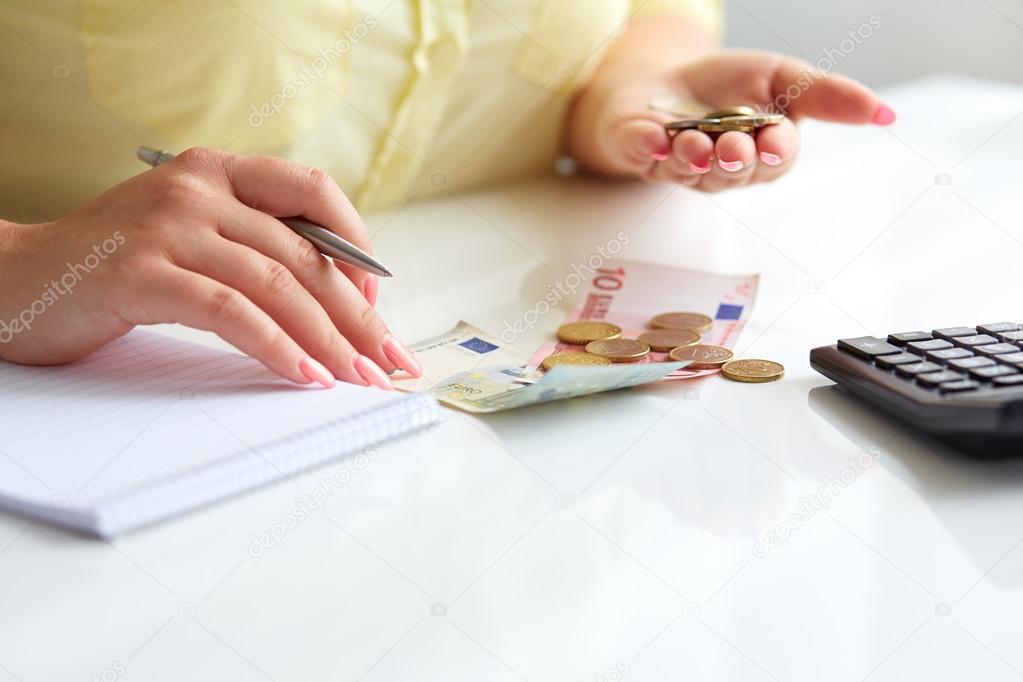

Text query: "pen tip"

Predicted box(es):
[136, 146, 161, 166]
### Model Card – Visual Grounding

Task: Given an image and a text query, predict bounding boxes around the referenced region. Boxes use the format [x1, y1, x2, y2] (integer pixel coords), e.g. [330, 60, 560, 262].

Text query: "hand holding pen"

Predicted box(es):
[0, 147, 422, 388]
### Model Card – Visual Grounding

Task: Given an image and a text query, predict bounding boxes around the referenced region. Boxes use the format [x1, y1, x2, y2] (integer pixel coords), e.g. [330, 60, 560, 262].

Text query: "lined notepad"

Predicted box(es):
[0, 330, 440, 537]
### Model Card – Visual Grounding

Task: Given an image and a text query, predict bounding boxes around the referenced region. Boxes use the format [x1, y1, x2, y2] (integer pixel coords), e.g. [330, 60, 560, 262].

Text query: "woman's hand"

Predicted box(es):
[0, 147, 422, 389]
[567, 49, 895, 192]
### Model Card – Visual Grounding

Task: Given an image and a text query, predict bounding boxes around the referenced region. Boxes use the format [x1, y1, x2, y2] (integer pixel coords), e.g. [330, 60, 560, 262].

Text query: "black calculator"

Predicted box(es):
[810, 323, 1023, 455]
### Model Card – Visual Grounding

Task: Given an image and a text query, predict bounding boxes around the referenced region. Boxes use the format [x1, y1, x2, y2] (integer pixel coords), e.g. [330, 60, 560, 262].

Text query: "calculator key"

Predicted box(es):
[938, 380, 981, 393]
[1000, 331, 1023, 344]
[896, 362, 943, 377]
[907, 339, 953, 355]
[952, 334, 997, 347]
[978, 322, 1021, 335]
[996, 352, 1023, 366]
[992, 375, 1023, 387]
[875, 352, 924, 369]
[969, 364, 1017, 380]
[947, 356, 995, 371]
[887, 331, 931, 346]
[927, 348, 973, 363]
[933, 327, 977, 339]
[976, 343, 1020, 356]
[917, 370, 965, 387]
[837, 336, 901, 359]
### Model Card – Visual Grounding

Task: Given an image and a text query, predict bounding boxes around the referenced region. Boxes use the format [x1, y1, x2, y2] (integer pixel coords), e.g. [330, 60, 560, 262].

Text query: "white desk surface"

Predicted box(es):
[3, 76, 1023, 682]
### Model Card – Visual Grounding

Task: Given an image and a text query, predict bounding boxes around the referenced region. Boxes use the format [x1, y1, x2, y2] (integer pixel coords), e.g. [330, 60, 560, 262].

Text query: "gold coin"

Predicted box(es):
[585, 338, 651, 363]
[649, 312, 714, 334]
[721, 359, 785, 383]
[714, 114, 786, 127]
[704, 105, 757, 118]
[668, 344, 734, 369]
[541, 352, 612, 371]
[638, 329, 701, 352]
[556, 321, 622, 345]
[697, 124, 756, 133]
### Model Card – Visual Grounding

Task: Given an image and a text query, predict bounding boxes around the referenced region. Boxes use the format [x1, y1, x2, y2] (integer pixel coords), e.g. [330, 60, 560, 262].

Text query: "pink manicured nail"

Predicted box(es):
[353, 355, 394, 390]
[689, 161, 711, 174]
[382, 334, 423, 378]
[872, 103, 896, 126]
[759, 152, 782, 166]
[299, 356, 335, 388]
[650, 148, 670, 161]
[364, 274, 378, 307]
[718, 159, 744, 172]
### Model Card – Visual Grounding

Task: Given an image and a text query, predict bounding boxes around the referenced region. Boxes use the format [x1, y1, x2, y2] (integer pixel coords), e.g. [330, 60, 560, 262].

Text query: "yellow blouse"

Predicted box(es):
[0, 0, 721, 223]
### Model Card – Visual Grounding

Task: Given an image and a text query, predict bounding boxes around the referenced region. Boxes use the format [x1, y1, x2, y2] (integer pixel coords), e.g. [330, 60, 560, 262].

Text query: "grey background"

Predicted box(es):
[724, 0, 1023, 87]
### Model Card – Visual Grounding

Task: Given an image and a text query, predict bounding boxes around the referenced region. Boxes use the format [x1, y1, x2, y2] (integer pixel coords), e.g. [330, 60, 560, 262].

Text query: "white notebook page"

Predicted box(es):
[0, 329, 438, 535]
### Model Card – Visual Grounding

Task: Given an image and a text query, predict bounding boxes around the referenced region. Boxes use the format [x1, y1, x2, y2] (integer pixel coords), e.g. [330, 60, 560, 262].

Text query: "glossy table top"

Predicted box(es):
[3, 76, 1023, 681]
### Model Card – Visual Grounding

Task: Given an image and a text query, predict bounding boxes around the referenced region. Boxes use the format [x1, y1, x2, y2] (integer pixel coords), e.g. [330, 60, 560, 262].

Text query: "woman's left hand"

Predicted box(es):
[567, 50, 895, 192]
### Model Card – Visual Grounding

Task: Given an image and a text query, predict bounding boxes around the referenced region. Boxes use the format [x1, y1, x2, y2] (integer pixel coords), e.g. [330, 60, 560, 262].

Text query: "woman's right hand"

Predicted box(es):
[0, 147, 421, 389]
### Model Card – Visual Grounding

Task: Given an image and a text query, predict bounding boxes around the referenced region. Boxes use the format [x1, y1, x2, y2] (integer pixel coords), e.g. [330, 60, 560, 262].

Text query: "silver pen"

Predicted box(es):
[136, 146, 393, 278]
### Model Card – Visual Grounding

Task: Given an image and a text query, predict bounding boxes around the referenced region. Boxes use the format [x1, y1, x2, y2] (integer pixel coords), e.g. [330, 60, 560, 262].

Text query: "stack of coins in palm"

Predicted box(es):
[543, 313, 783, 383]
[648, 98, 785, 135]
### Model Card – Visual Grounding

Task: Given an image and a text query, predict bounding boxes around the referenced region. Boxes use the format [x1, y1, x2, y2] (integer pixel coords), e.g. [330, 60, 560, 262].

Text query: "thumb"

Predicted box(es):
[605, 117, 673, 175]
[775, 60, 894, 125]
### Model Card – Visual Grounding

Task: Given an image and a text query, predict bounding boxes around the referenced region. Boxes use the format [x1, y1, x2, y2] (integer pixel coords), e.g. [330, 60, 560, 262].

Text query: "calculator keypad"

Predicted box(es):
[839, 322, 1023, 394]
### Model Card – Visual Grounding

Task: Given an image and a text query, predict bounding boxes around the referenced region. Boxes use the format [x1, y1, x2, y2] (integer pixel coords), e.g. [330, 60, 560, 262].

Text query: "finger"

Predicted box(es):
[772, 57, 893, 125]
[752, 117, 799, 183]
[178, 148, 377, 299]
[214, 201, 422, 378]
[646, 130, 712, 184]
[608, 117, 674, 175]
[697, 132, 758, 192]
[646, 157, 704, 189]
[137, 264, 333, 388]
[672, 130, 715, 174]
[176, 232, 395, 390]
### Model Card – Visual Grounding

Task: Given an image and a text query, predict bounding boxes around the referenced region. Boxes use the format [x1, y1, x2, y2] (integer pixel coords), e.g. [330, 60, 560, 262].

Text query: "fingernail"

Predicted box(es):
[382, 334, 423, 378]
[688, 161, 711, 174]
[650, 142, 671, 161]
[299, 356, 335, 388]
[718, 159, 744, 172]
[353, 355, 394, 390]
[364, 274, 378, 307]
[872, 103, 896, 126]
[759, 152, 782, 166]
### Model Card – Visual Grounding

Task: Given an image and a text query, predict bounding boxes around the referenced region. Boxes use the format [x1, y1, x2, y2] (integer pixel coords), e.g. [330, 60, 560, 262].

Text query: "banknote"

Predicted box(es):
[528, 260, 758, 380]
[430, 360, 686, 413]
[392, 321, 528, 393]
[395, 320, 688, 412]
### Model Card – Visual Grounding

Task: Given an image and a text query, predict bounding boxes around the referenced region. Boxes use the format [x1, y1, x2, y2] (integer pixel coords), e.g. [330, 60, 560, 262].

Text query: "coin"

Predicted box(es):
[556, 321, 622, 345]
[541, 352, 612, 371]
[715, 114, 785, 126]
[585, 338, 651, 363]
[704, 105, 757, 118]
[697, 124, 756, 133]
[721, 359, 784, 383]
[649, 312, 714, 334]
[668, 344, 734, 369]
[638, 329, 701, 352]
